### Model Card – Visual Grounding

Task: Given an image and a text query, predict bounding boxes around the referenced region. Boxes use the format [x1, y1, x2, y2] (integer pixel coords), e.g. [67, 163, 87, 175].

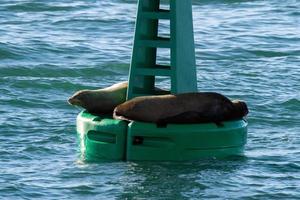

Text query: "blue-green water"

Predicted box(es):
[1, 0, 299, 199]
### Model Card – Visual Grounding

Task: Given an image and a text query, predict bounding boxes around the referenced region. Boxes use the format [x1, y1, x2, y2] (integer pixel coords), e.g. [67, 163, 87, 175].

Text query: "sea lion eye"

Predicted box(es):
[76, 93, 83, 100]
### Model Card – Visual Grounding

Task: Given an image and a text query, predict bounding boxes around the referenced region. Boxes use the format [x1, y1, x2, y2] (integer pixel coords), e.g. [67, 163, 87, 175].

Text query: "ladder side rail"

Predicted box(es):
[170, 0, 198, 94]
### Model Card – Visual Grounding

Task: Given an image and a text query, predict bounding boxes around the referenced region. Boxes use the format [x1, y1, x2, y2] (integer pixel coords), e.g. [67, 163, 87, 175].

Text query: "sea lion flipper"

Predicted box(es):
[113, 112, 132, 123]
[214, 121, 224, 127]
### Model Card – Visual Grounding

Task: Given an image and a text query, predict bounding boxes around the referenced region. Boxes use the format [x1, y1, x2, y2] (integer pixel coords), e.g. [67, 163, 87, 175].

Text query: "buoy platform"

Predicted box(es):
[75, 0, 248, 161]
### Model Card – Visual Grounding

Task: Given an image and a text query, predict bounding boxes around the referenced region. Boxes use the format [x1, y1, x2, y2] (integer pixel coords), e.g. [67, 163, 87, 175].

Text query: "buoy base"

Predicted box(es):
[76, 111, 248, 161]
[76, 111, 128, 160]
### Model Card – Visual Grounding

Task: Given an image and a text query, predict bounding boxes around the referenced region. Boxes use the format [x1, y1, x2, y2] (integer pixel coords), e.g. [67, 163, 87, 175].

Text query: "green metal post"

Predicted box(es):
[127, 0, 198, 100]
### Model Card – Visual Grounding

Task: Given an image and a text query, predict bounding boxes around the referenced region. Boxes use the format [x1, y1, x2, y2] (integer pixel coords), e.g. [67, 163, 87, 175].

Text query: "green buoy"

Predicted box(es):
[76, 0, 248, 161]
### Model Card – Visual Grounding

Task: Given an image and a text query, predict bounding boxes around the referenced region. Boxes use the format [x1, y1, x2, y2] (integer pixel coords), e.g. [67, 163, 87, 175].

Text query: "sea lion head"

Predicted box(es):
[68, 90, 92, 108]
[68, 89, 121, 114]
[232, 100, 249, 118]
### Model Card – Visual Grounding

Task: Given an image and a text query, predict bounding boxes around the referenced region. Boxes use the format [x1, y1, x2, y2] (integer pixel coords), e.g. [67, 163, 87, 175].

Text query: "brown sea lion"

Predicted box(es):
[68, 82, 128, 114]
[113, 92, 248, 125]
[68, 81, 168, 114]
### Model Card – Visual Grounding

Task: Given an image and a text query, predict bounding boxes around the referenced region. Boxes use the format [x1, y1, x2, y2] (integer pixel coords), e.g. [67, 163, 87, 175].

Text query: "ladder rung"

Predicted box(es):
[142, 9, 170, 20]
[137, 37, 171, 48]
[135, 65, 171, 76]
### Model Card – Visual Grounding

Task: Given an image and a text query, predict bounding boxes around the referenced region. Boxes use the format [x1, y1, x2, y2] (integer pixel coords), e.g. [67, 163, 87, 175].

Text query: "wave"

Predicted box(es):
[5, 2, 86, 12]
[278, 98, 300, 111]
[0, 44, 23, 60]
[246, 50, 299, 58]
[0, 63, 129, 78]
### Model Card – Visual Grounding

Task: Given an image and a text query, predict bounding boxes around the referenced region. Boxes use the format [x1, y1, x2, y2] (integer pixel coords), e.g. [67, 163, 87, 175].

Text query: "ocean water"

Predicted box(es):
[0, 0, 299, 199]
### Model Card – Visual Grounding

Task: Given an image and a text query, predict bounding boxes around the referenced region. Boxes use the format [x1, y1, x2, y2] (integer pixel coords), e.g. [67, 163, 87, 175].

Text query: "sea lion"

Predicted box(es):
[68, 81, 128, 114]
[113, 92, 248, 125]
[68, 81, 168, 114]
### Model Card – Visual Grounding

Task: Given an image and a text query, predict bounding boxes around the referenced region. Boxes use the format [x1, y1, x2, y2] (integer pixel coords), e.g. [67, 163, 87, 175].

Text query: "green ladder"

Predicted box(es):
[127, 0, 198, 99]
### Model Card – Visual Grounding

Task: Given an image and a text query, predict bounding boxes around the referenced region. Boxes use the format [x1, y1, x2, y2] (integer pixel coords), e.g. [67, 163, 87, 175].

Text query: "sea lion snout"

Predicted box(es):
[68, 90, 89, 106]
[68, 96, 81, 105]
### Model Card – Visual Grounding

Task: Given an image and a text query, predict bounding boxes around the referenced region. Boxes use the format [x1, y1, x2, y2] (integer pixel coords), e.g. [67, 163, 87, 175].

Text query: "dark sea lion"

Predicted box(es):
[113, 92, 248, 125]
[68, 82, 128, 114]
